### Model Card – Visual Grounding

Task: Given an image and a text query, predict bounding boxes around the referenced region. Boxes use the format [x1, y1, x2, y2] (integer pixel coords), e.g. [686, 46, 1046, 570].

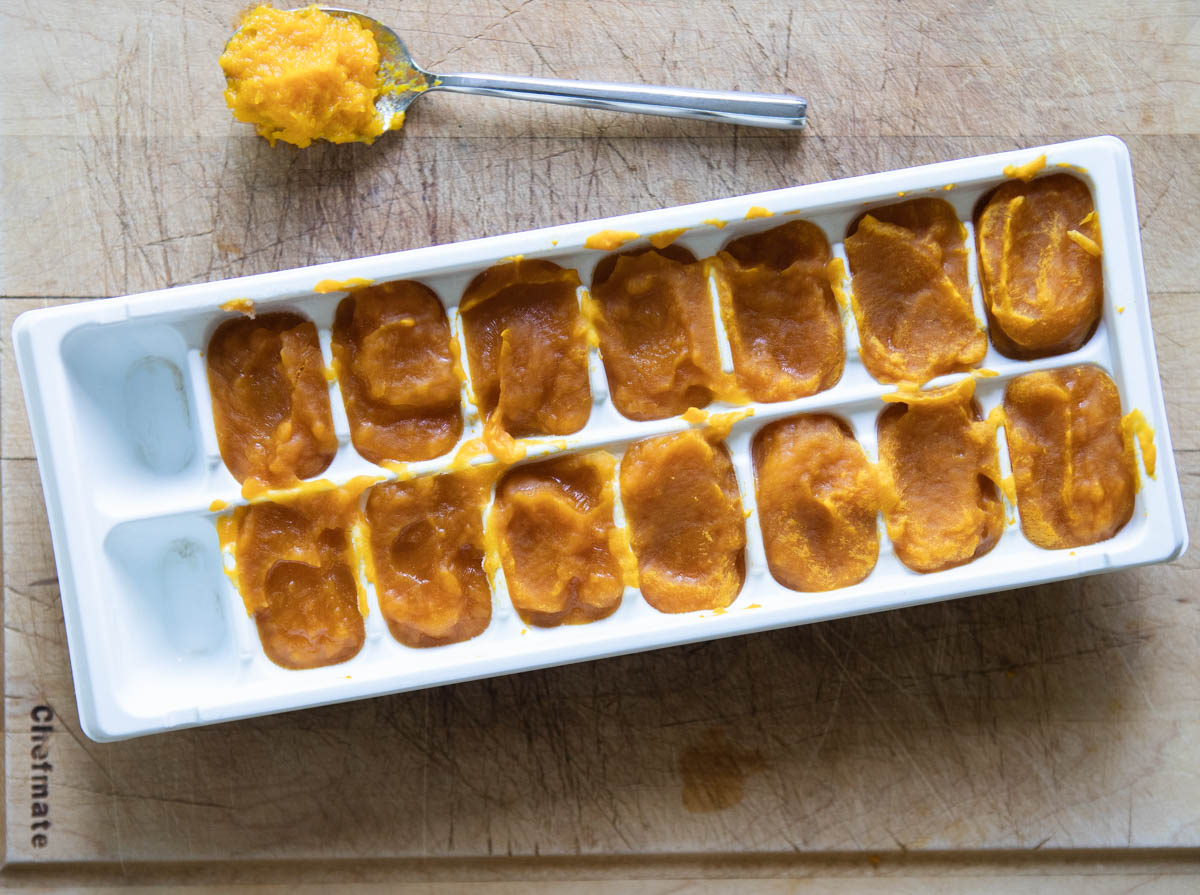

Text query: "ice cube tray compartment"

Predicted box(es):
[13, 137, 1186, 741]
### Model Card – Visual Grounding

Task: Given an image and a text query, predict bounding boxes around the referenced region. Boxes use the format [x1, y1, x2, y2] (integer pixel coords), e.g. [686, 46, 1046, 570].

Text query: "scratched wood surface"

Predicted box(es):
[1, 0, 1198, 876]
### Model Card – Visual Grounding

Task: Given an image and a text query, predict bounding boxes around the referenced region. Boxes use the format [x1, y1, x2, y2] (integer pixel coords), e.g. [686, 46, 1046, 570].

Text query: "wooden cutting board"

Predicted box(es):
[2, 0, 1198, 876]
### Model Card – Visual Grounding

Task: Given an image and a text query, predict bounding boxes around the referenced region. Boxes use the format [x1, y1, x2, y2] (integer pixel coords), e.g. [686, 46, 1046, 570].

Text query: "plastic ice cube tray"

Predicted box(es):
[12, 136, 1186, 741]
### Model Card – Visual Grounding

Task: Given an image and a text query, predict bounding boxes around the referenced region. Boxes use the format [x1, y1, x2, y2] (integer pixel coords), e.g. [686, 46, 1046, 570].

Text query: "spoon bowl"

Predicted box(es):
[320, 7, 434, 130]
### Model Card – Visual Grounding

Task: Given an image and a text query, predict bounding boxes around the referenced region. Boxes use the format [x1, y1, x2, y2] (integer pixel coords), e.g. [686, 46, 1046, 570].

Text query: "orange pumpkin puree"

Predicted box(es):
[331, 280, 463, 465]
[877, 377, 1004, 573]
[589, 246, 736, 421]
[1121, 408, 1156, 479]
[715, 220, 845, 402]
[207, 312, 337, 495]
[460, 259, 591, 461]
[1003, 155, 1047, 181]
[363, 470, 493, 647]
[619, 429, 746, 612]
[976, 174, 1102, 358]
[1003, 366, 1135, 549]
[315, 277, 375, 294]
[584, 230, 639, 251]
[490, 452, 627, 627]
[845, 198, 986, 384]
[220, 298, 256, 317]
[220, 5, 386, 148]
[753, 415, 879, 591]
[224, 486, 365, 669]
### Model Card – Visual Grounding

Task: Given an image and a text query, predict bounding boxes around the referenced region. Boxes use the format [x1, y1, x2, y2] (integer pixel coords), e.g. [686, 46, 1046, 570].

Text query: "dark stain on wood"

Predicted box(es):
[679, 726, 766, 813]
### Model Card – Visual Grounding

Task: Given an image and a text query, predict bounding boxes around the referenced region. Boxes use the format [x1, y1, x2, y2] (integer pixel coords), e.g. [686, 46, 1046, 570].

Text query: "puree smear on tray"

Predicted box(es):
[877, 377, 1004, 573]
[753, 414, 880, 591]
[207, 312, 337, 495]
[976, 174, 1103, 358]
[222, 487, 366, 669]
[363, 470, 494, 647]
[619, 429, 746, 612]
[715, 220, 845, 402]
[845, 198, 986, 384]
[460, 259, 592, 461]
[220, 5, 387, 147]
[589, 247, 738, 421]
[1003, 366, 1136, 549]
[331, 280, 463, 465]
[490, 452, 628, 627]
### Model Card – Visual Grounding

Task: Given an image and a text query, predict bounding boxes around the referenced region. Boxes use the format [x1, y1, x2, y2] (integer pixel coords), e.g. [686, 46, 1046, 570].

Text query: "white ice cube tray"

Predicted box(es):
[12, 136, 1187, 742]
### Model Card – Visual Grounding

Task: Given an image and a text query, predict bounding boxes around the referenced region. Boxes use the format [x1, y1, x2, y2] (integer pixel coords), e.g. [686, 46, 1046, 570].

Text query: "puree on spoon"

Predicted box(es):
[219, 4, 388, 147]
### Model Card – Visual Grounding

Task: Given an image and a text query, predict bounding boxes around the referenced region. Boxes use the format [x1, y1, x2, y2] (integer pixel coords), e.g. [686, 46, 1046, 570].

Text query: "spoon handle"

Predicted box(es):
[428, 72, 806, 129]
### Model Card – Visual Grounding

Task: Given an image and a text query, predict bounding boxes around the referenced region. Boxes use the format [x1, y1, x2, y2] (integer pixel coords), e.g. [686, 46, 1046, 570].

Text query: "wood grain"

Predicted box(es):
[1, 0, 1198, 880]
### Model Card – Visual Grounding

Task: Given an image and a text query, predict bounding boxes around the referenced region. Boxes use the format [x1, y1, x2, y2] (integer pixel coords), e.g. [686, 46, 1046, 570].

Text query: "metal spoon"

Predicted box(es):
[321, 7, 807, 131]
